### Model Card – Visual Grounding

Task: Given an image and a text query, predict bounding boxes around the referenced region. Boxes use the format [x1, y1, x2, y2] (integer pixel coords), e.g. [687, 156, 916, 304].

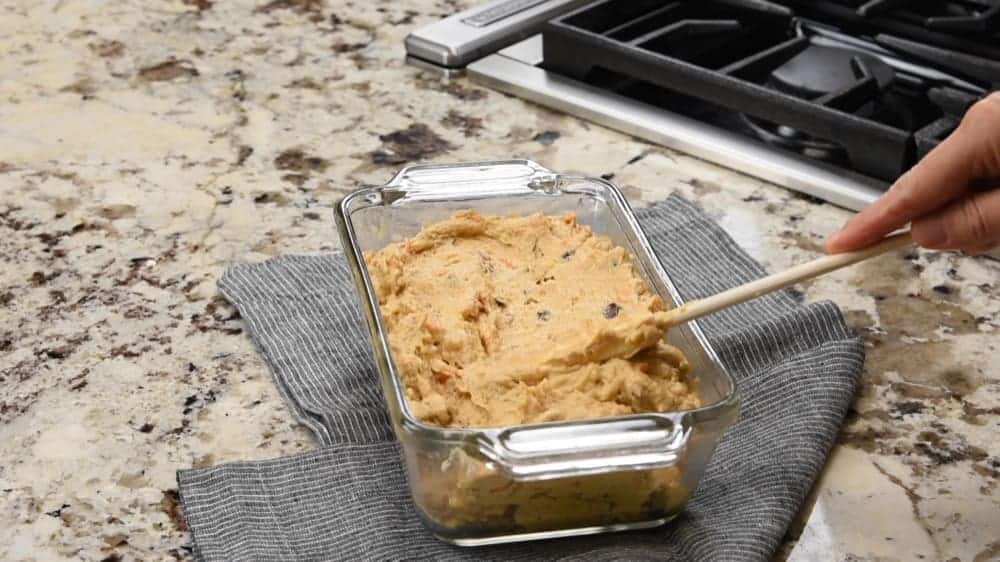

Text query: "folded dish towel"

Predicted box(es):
[178, 194, 864, 561]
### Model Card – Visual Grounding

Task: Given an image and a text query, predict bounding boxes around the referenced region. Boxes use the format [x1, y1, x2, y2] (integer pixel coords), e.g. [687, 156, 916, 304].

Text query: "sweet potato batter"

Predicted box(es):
[363, 210, 699, 428]
[413, 447, 690, 533]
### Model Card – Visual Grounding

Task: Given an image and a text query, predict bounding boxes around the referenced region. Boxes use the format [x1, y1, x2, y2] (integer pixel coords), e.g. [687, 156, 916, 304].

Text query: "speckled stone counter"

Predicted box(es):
[1, 1, 997, 561]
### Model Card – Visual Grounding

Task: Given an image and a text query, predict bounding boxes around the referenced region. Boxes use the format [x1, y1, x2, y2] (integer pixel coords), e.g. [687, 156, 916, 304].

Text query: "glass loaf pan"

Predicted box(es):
[335, 160, 739, 545]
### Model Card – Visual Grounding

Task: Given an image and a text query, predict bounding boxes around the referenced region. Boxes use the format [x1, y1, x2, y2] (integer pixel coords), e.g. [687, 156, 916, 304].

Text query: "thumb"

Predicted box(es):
[911, 187, 1000, 251]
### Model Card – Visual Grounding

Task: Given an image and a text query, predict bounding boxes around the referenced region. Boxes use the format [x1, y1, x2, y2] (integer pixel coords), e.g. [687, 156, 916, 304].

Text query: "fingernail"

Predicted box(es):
[914, 218, 946, 248]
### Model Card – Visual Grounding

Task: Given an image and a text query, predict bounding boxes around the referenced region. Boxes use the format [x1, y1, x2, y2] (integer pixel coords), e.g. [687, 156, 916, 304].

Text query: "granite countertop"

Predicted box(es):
[1, 1, 997, 560]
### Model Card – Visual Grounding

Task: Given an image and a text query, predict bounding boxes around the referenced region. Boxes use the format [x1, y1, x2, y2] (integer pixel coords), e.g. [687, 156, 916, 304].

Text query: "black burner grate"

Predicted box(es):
[778, 0, 1000, 62]
[542, 0, 990, 182]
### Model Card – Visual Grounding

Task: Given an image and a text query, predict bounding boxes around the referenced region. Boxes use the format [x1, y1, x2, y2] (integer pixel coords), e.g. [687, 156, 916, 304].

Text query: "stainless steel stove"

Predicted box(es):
[405, 0, 997, 211]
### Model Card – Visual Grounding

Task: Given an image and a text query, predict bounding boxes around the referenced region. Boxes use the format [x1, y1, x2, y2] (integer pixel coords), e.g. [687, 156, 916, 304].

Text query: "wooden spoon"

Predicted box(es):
[665, 231, 914, 327]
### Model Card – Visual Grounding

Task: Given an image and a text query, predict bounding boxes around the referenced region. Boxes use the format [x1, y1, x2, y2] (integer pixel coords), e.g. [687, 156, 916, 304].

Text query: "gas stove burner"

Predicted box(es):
[739, 113, 847, 164]
[768, 45, 895, 100]
[765, 42, 918, 129]
[744, 42, 911, 162]
[412, 0, 998, 210]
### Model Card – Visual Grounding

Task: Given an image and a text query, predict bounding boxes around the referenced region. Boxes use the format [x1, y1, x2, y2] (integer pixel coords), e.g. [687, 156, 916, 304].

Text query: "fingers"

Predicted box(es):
[958, 91, 1000, 178]
[910, 186, 1000, 252]
[826, 92, 1000, 253]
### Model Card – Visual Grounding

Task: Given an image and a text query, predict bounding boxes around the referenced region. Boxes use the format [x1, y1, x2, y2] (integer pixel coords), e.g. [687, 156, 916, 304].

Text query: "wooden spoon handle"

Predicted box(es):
[666, 231, 914, 327]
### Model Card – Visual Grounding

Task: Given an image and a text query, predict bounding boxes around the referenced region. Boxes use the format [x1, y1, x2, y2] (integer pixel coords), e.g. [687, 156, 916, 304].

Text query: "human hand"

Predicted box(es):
[826, 92, 1000, 254]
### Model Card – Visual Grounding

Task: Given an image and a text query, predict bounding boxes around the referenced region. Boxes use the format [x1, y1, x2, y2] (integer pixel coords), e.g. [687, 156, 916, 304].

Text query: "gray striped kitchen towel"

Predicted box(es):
[178, 194, 865, 561]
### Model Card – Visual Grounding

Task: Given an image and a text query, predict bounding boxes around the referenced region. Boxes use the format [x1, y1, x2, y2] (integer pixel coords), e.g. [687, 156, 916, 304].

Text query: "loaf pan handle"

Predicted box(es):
[378, 159, 558, 200]
[478, 414, 690, 481]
